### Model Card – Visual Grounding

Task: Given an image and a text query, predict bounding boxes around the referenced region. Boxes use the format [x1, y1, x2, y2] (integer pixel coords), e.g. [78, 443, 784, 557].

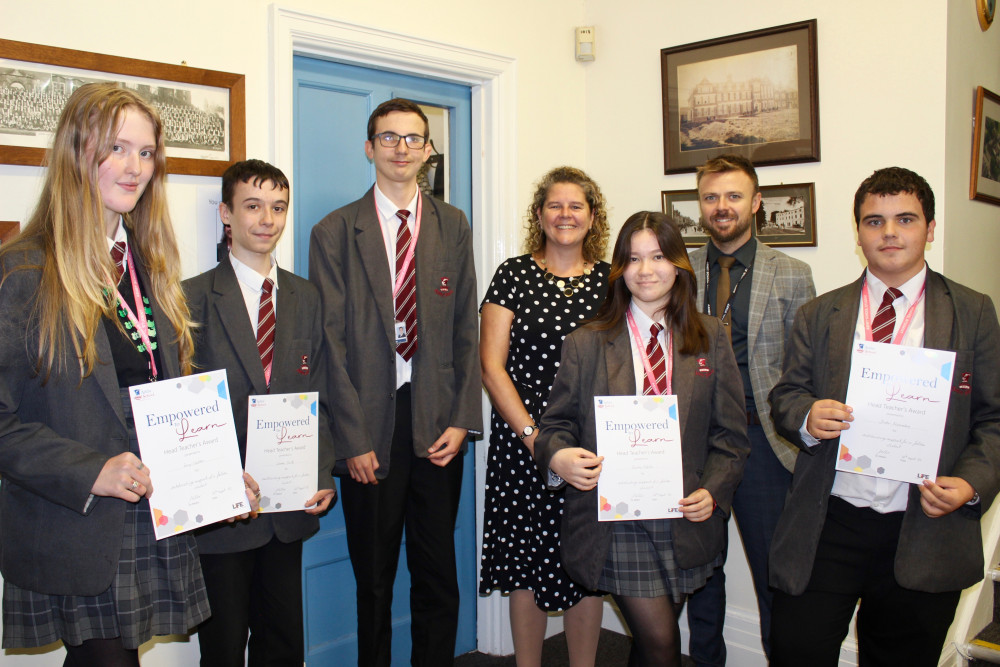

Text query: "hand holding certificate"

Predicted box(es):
[837, 341, 955, 484]
[244, 391, 320, 513]
[594, 395, 684, 521]
[129, 370, 249, 539]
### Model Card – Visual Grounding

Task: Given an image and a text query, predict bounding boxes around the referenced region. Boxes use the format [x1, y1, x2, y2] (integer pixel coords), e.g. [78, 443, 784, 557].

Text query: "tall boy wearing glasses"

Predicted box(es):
[308, 98, 481, 666]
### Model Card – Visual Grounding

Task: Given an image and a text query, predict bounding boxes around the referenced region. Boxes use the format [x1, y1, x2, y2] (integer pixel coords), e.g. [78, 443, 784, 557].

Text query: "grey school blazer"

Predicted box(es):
[534, 315, 750, 590]
[0, 244, 181, 596]
[183, 256, 336, 554]
[768, 269, 1000, 595]
[308, 187, 482, 477]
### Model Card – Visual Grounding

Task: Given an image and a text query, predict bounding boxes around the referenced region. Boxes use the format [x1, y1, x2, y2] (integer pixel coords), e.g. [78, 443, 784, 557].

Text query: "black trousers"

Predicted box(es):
[770, 497, 961, 667]
[341, 384, 464, 667]
[197, 536, 304, 667]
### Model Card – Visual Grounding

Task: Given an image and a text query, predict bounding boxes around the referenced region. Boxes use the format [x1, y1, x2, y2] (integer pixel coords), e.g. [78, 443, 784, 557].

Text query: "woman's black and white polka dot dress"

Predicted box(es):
[478, 254, 609, 611]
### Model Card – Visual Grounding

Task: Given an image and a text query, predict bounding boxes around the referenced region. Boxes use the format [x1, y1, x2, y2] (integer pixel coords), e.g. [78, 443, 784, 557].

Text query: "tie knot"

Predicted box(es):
[717, 255, 737, 270]
[882, 287, 902, 306]
[396, 209, 411, 222]
[262, 277, 274, 296]
[649, 322, 664, 338]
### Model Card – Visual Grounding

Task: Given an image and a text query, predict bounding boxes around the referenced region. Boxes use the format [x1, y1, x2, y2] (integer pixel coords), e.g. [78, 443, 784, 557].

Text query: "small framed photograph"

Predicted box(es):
[0, 38, 245, 176]
[660, 20, 820, 174]
[970, 86, 1000, 206]
[754, 182, 816, 247]
[0, 221, 19, 245]
[662, 182, 817, 248]
[661, 189, 709, 247]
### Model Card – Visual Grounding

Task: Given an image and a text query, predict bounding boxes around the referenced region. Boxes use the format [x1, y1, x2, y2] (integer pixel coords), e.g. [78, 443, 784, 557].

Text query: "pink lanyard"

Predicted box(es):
[626, 309, 673, 395]
[861, 278, 925, 345]
[375, 191, 423, 299]
[113, 245, 158, 380]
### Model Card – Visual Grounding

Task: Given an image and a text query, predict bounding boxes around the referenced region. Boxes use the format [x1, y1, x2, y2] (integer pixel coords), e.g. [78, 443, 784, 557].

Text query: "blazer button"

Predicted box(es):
[389, 392, 394, 400]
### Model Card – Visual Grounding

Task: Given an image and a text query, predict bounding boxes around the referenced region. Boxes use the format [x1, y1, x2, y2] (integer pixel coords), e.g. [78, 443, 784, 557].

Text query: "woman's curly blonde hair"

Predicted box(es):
[524, 166, 609, 264]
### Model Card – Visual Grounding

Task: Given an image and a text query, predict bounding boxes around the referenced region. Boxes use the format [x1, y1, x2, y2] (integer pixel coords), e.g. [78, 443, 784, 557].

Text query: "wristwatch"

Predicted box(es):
[519, 424, 536, 440]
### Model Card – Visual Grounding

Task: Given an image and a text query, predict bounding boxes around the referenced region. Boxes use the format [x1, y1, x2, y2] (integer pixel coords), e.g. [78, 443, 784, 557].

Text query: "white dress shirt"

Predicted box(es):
[230, 252, 279, 329]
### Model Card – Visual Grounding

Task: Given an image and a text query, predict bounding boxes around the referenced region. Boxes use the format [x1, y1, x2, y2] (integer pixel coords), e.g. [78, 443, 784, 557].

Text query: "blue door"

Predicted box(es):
[292, 57, 475, 665]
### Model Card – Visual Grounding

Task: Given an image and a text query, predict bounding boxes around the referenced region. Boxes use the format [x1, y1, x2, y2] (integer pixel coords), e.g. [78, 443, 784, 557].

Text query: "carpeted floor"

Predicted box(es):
[454, 629, 697, 666]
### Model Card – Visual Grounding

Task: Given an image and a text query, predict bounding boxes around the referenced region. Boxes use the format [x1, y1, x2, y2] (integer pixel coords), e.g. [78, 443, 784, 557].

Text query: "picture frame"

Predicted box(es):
[660, 20, 820, 174]
[0, 221, 18, 245]
[662, 182, 817, 248]
[970, 85, 1000, 206]
[0, 38, 245, 176]
[977, 0, 996, 31]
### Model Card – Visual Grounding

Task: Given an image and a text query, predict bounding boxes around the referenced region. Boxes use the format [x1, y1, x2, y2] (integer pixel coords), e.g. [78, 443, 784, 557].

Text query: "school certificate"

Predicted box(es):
[244, 392, 319, 513]
[836, 341, 955, 484]
[594, 395, 684, 521]
[129, 370, 249, 540]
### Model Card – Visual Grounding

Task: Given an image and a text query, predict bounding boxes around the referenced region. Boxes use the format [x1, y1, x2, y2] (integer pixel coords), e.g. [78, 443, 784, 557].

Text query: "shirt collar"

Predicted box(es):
[865, 263, 927, 305]
[706, 236, 756, 268]
[106, 216, 127, 250]
[374, 183, 419, 227]
[230, 252, 279, 292]
[629, 301, 666, 336]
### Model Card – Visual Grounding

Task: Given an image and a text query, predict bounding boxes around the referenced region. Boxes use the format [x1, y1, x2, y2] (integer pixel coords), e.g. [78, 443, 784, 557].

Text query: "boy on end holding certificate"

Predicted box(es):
[767, 167, 1000, 667]
[534, 212, 749, 667]
[183, 159, 336, 667]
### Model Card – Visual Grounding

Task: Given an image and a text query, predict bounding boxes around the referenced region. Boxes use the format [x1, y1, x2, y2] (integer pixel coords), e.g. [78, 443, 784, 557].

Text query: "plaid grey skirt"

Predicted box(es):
[1, 390, 210, 650]
[597, 518, 722, 602]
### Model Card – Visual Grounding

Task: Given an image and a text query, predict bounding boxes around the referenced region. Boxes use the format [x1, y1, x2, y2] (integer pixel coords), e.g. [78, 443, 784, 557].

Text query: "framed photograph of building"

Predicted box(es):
[662, 182, 816, 248]
[754, 182, 816, 247]
[660, 20, 820, 174]
[0, 38, 245, 176]
[970, 85, 1000, 206]
[661, 189, 709, 247]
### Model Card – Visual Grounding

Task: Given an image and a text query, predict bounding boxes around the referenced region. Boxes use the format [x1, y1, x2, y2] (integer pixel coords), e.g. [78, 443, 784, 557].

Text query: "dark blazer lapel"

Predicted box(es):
[213, 258, 268, 392]
[94, 325, 127, 427]
[272, 269, 298, 388]
[828, 274, 866, 401]
[605, 324, 635, 396]
[354, 188, 396, 349]
[671, 328, 698, 438]
[922, 270, 954, 351]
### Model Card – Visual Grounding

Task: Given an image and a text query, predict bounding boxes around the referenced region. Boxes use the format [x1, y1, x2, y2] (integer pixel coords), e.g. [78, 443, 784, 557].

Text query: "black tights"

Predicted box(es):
[63, 638, 139, 667]
[614, 594, 686, 667]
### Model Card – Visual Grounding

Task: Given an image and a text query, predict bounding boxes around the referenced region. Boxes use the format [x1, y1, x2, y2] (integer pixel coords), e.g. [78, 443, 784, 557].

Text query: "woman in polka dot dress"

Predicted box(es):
[479, 166, 610, 666]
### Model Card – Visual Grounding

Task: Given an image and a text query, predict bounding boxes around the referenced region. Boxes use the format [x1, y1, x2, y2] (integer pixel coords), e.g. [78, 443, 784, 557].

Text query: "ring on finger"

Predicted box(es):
[130, 480, 139, 491]
[137, 461, 144, 471]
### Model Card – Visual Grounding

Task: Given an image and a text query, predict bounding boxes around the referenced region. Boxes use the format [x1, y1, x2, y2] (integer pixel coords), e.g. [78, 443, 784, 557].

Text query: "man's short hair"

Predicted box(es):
[366, 98, 430, 141]
[696, 154, 759, 193]
[853, 167, 935, 227]
[221, 159, 289, 209]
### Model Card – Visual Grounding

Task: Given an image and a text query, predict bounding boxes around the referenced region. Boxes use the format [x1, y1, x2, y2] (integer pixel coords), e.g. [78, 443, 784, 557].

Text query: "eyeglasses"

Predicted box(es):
[373, 131, 428, 149]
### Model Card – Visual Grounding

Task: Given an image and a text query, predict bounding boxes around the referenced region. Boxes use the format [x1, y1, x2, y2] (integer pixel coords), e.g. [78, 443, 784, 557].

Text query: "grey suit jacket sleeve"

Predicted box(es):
[308, 211, 377, 461]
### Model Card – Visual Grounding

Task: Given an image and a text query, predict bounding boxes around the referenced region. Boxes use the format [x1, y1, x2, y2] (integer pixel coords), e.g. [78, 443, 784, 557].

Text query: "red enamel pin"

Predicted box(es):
[954, 372, 971, 395]
[297, 355, 310, 375]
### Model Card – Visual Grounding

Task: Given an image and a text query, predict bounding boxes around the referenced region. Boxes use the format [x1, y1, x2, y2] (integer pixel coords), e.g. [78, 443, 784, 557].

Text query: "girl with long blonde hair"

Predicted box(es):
[0, 82, 206, 666]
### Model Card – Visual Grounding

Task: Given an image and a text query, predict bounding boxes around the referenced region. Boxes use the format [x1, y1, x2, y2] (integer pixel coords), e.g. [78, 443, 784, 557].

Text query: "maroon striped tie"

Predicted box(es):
[643, 323, 666, 395]
[394, 210, 418, 361]
[871, 287, 901, 343]
[111, 241, 127, 283]
[257, 278, 275, 387]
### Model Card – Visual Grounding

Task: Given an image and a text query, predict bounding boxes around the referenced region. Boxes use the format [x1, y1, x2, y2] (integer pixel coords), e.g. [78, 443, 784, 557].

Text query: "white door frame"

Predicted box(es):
[268, 5, 518, 654]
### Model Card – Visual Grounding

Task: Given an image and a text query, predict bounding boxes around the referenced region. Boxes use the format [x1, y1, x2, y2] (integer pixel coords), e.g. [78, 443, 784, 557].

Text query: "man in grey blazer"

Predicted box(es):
[768, 167, 1000, 666]
[308, 99, 481, 667]
[685, 154, 815, 665]
[184, 160, 336, 666]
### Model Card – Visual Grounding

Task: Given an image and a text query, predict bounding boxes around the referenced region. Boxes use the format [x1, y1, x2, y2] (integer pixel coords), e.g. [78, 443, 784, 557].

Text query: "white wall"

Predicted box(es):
[1, 0, 998, 665]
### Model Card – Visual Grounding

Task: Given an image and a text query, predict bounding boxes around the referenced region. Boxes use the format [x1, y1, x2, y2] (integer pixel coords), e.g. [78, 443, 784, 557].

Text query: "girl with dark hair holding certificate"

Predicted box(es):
[534, 211, 749, 667]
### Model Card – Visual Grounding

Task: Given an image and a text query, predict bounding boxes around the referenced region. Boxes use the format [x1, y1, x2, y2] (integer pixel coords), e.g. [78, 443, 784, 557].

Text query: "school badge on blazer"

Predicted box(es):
[696, 357, 713, 377]
[954, 371, 972, 395]
[436, 276, 453, 296]
[297, 354, 310, 375]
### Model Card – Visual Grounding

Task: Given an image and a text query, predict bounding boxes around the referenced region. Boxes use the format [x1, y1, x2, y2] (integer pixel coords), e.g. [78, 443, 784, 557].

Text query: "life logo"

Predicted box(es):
[916, 473, 931, 480]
